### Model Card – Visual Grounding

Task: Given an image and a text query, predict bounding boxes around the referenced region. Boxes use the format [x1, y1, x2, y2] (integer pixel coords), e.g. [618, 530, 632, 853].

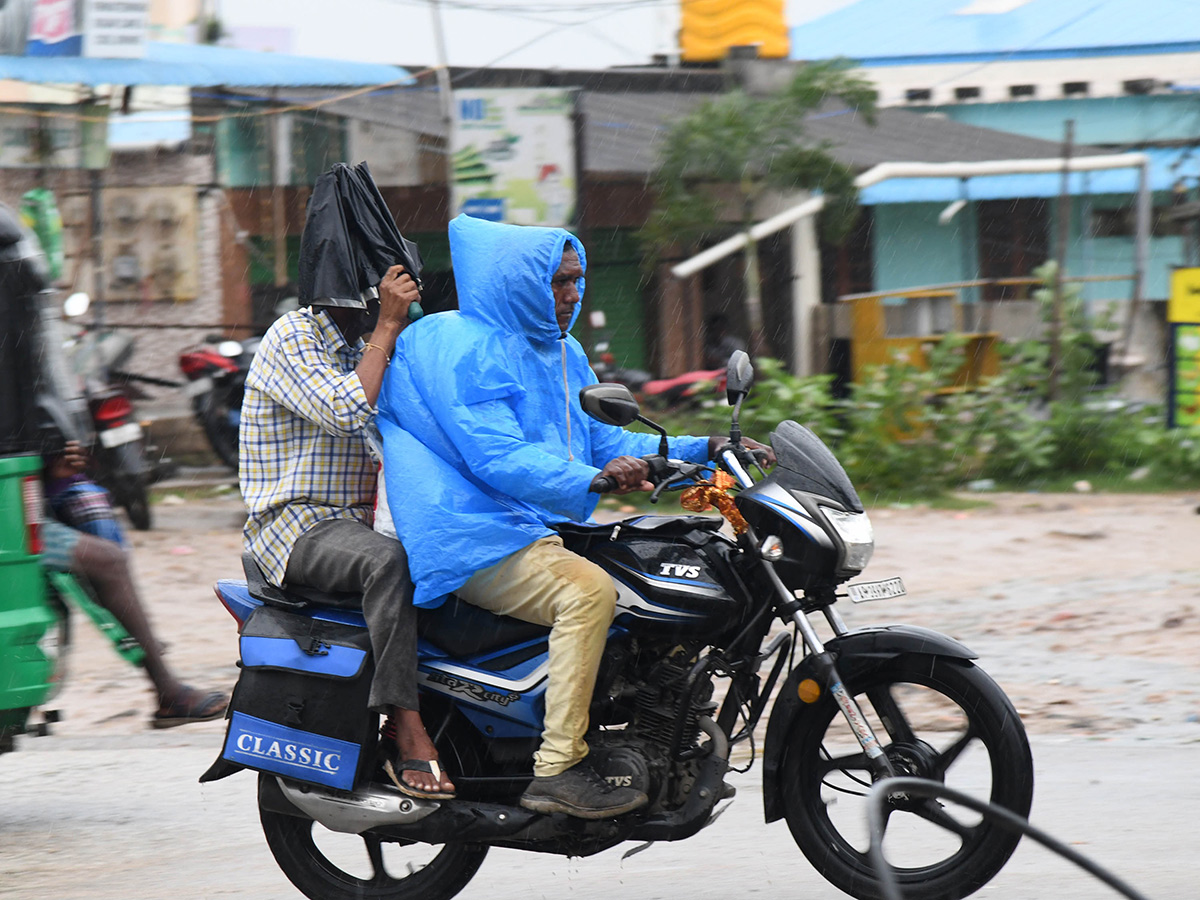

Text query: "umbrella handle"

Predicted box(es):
[407, 300, 425, 322]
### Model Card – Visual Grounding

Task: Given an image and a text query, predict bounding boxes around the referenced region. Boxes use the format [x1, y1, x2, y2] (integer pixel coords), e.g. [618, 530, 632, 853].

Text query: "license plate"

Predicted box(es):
[98, 421, 143, 448]
[184, 375, 213, 397]
[847, 577, 906, 603]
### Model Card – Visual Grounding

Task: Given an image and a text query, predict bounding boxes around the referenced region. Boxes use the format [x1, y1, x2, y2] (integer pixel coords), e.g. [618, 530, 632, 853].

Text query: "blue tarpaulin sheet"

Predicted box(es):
[0, 41, 412, 87]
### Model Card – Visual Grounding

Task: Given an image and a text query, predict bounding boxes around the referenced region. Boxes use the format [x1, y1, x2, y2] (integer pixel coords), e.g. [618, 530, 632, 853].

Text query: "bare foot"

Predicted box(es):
[390, 708, 455, 796]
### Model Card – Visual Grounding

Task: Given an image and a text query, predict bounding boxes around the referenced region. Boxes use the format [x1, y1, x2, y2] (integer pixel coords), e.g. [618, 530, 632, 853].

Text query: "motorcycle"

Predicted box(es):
[205, 350, 1033, 900]
[178, 335, 257, 472]
[59, 292, 166, 531]
[589, 332, 652, 393]
[641, 365, 727, 410]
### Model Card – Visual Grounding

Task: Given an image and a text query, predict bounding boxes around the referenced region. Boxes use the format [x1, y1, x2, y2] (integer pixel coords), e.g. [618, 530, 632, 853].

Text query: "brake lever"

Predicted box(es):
[648, 463, 707, 504]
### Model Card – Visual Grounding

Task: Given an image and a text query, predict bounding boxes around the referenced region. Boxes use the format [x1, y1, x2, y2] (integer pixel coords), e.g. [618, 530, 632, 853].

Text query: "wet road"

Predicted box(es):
[1, 732, 1193, 900]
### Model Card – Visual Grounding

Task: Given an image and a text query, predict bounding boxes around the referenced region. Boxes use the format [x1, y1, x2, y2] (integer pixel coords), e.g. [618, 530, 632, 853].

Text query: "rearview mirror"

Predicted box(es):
[579, 383, 640, 427]
[726, 350, 754, 404]
[63, 292, 90, 318]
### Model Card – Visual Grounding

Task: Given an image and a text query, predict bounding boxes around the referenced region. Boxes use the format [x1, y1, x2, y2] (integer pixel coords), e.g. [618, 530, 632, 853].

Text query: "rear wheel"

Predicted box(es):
[258, 777, 487, 900]
[780, 654, 1033, 900]
[199, 391, 240, 471]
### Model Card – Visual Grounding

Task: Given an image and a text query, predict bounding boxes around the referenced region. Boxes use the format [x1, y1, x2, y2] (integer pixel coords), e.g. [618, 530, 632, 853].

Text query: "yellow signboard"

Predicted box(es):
[1169, 267, 1200, 323]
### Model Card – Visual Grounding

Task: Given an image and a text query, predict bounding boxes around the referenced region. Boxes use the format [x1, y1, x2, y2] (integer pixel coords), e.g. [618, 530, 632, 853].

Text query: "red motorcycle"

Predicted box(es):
[178, 336, 258, 472]
[641, 366, 727, 410]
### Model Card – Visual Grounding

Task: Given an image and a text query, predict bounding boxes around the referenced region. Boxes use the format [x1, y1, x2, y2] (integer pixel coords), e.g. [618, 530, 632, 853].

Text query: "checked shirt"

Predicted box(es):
[240, 308, 377, 586]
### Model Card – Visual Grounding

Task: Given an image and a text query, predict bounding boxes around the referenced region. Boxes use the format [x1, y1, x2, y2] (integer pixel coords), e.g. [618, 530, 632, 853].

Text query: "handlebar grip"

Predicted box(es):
[589, 474, 617, 493]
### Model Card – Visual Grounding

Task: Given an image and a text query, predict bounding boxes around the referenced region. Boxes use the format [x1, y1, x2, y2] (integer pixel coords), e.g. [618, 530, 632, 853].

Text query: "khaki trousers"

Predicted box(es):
[456, 536, 616, 777]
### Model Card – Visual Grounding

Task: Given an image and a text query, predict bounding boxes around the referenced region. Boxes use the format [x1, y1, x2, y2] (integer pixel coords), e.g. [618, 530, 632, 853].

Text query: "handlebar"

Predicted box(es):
[589, 474, 617, 493]
[588, 454, 670, 495]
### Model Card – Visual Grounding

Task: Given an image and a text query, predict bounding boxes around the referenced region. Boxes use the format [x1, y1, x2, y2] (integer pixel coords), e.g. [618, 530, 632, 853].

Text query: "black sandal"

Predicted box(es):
[383, 758, 456, 800]
[151, 688, 228, 729]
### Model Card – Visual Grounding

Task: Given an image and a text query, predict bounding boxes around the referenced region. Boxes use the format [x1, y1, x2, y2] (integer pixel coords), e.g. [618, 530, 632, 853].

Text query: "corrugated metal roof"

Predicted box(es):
[790, 0, 1200, 65]
[0, 41, 412, 87]
[861, 146, 1200, 204]
[579, 93, 1093, 175]
[581, 92, 711, 174]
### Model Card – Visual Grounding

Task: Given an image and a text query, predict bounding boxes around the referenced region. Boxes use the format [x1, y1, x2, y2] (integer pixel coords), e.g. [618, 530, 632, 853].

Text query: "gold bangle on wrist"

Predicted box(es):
[363, 342, 391, 360]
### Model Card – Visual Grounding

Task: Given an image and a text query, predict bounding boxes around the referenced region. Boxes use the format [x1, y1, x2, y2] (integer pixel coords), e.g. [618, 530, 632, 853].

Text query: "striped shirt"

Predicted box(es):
[240, 308, 376, 586]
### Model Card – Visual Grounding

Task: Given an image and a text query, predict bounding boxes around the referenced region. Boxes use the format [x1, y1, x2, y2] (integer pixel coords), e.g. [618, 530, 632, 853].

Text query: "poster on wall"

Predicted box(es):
[25, 0, 82, 56]
[1171, 324, 1200, 428]
[450, 88, 576, 227]
[1168, 267, 1200, 428]
[3, 0, 148, 58]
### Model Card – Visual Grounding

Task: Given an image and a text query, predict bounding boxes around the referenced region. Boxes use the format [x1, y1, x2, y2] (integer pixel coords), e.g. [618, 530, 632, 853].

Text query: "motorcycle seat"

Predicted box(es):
[417, 595, 550, 660]
[242, 553, 363, 611]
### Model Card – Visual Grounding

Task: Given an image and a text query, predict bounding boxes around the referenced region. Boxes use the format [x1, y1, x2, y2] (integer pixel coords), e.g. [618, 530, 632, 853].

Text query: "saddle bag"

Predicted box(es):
[205, 605, 378, 791]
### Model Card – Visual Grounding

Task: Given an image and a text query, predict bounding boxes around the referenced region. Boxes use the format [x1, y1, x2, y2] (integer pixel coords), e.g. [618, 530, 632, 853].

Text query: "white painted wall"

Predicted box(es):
[859, 53, 1200, 107]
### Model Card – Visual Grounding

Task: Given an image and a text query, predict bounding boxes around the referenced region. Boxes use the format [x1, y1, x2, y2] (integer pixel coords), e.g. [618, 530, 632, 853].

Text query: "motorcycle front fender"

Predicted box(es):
[760, 624, 976, 823]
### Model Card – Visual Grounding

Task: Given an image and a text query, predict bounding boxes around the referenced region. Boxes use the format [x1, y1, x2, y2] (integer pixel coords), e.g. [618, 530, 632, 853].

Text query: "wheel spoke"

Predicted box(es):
[818, 748, 871, 779]
[932, 727, 976, 777]
[867, 685, 915, 745]
[905, 798, 977, 840]
[361, 834, 390, 884]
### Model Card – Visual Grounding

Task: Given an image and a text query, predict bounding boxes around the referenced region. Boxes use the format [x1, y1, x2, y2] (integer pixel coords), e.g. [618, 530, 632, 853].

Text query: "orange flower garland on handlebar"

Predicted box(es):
[679, 470, 749, 535]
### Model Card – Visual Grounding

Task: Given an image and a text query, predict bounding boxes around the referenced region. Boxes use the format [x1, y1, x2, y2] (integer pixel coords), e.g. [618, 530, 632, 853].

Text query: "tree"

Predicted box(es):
[640, 60, 877, 358]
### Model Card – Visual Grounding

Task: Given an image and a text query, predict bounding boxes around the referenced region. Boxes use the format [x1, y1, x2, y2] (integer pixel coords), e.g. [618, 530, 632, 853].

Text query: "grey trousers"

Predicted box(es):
[285, 519, 418, 712]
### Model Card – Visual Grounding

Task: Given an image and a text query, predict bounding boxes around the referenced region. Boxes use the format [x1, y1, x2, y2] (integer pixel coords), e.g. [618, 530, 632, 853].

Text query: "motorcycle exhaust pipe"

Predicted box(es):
[267, 776, 440, 834]
[260, 774, 541, 842]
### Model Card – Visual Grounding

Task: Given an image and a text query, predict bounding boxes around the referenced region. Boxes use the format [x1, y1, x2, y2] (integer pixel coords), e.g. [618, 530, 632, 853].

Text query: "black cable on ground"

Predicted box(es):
[864, 776, 1152, 900]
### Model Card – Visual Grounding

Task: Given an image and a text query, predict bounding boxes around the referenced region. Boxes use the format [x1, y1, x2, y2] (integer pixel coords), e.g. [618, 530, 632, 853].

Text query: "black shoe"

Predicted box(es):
[520, 761, 648, 819]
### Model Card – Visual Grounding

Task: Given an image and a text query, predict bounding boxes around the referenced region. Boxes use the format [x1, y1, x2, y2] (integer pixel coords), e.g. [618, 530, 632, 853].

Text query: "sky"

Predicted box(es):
[214, 0, 859, 72]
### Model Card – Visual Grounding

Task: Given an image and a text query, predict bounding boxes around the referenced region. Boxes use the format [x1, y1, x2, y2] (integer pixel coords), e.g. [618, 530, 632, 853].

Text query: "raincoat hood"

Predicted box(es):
[450, 213, 585, 344]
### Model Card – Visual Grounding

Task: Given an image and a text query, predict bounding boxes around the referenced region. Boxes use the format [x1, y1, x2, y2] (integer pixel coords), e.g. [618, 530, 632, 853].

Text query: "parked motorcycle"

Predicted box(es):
[589, 338, 652, 393]
[178, 335, 258, 472]
[641, 365, 726, 410]
[205, 350, 1033, 900]
[59, 293, 163, 531]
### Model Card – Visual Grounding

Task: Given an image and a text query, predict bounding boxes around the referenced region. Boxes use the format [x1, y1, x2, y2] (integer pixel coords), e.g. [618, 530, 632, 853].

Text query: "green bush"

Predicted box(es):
[649, 264, 1200, 497]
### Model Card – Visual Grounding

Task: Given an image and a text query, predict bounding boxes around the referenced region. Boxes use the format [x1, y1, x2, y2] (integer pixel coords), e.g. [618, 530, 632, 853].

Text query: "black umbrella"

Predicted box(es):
[298, 161, 424, 313]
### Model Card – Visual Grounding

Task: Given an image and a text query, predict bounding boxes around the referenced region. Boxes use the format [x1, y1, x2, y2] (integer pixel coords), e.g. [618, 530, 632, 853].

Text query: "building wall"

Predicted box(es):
[0, 150, 227, 395]
[870, 196, 1188, 302]
[1062, 195, 1186, 303]
[857, 54, 1200, 108]
[871, 202, 977, 295]
[932, 94, 1200, 146]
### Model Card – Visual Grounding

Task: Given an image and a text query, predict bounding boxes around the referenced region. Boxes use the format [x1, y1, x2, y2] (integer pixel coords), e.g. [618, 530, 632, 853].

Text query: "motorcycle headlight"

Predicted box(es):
[821, 507, 874, 572]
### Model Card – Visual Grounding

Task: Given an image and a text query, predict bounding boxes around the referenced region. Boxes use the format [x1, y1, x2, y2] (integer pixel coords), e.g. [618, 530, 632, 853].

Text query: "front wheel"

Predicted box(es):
[122, 481, 152, 531]
[259, 776, 488, 900]
[780, 654, 1033, 900]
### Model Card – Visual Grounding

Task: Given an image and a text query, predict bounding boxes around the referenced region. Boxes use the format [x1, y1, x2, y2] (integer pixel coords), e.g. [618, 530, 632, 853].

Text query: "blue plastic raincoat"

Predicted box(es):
[377, 214, 711, 608]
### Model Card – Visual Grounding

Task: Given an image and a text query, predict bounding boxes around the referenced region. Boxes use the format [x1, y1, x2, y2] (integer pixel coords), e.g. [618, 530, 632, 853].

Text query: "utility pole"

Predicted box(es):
[267, 89, 288, 289]
[1049, 118, 1074, 402]
[429, 0, 454, 129]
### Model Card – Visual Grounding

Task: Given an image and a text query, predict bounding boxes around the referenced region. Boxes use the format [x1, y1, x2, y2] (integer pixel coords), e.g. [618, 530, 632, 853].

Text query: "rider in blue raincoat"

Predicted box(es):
[377, 214, 772, 819]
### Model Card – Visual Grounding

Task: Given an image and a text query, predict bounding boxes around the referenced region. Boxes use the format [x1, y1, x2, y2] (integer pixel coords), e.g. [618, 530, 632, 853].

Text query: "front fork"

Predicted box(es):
[717, 449, 896, 780]
[757, 560, 895, 780]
